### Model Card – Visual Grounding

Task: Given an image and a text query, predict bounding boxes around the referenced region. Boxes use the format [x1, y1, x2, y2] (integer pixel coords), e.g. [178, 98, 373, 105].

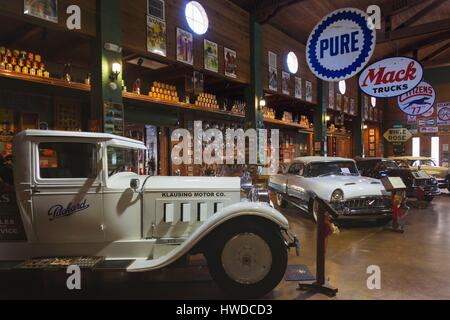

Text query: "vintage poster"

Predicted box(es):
[350, 98, 356, 115]
[305, 80, 313, 103]
[24, 0, 58, 23]
[336, 94, 342, 112]
[437, 102, 450, 126]
[269, 66, 278, 92]
[147, 0, 165, 20]
[328, 83, 334, 110]
[147, 16, 167, 57]
[282, 71, 290, 95]
[104, 102, 124, 136]
[343, 96, 349, 114]
[176, 28, 193, 65]
[295, 77, 302, 99]
[224, 48, 237, 78]
[204, 39, 219, 73]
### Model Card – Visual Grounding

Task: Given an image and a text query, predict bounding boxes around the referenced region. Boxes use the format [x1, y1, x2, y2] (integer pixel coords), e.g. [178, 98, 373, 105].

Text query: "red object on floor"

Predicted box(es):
[416, 186, 425, 202]
[391, 193, 403, 227]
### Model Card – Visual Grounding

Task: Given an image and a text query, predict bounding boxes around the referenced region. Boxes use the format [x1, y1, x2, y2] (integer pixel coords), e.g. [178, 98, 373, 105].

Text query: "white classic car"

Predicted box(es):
[269, 157, 392, 221]
[0, 130, 299, 298]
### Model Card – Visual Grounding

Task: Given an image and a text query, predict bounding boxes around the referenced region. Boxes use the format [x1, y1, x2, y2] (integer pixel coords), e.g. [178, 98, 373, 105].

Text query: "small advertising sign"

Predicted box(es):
[437, 102, 450, 126]
[359, 57, 423, 98]
[383, 128, 412, 143]
[419, 126, 439, 133]
[397, 81, 435, 116]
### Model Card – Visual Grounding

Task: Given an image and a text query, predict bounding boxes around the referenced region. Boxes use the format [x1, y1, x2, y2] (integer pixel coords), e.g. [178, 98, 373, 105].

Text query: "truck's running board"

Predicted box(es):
[0, 256, 105, 271]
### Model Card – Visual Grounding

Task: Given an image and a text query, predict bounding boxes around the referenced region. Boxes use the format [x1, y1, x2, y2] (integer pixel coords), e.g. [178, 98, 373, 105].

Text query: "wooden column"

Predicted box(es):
[245, 11, 264, 130]
[90, 0, 123, 132]
[313, 80, 327, 156]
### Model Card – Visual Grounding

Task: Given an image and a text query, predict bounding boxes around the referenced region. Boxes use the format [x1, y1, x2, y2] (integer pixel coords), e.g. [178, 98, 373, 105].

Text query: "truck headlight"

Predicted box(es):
[248, 186, 270, 204]
[331, 189, 344, 203]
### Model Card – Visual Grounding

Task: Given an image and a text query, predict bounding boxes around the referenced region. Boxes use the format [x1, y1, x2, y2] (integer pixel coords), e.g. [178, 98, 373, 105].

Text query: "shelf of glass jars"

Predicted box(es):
[263, 117, 313, 132]
[122, 91, 246, 119]
[0, 69, 90, 92]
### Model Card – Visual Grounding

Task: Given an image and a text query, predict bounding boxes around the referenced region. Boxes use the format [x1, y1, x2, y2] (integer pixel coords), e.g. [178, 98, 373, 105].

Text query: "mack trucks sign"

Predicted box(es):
[397, 81, 436, 116]
[306, 8, 376, 81]
[383, 128, 412, 144]
[359, 57, 423, 98]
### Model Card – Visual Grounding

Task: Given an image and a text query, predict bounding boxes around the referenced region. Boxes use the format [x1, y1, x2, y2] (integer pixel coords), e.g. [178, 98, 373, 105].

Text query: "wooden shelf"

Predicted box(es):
[0, 69, 90, 92]
[123, 92, 245, 119]
[327, 131, 352, 138]
[263, 117, 313, 132]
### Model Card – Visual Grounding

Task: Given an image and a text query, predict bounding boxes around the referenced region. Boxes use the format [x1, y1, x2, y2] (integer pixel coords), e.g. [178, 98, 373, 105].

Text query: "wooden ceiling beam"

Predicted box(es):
[378, 18, 450, 43]
[382, 0, 426, 17]
[384, 30, 450, 57]
[422, 41, 450, 61]
[394, 0, 447, 30]
[422, 57, 450, 68]
[253, 0, 303, 24]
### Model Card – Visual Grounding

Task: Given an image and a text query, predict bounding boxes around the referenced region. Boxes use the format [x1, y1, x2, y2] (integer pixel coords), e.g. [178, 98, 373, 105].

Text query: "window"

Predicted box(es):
[185, 1, 208, 35]
[288, 163, 301, 175]
[287, 52, 298, 74]
[432, 137, 440, 166]
[148, 0, 165, 20]
[338, 80, 346, 95]
[306, 161, 359, 177]
[107, 146, 140, 177]
[412, 137, 420, 157]
[39, 142, 97, 179]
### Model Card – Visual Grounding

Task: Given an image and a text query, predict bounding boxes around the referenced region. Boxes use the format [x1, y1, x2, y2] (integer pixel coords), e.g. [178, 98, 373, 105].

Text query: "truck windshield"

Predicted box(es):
[305, 161, 359, 177]
[107, 146, 141, 177]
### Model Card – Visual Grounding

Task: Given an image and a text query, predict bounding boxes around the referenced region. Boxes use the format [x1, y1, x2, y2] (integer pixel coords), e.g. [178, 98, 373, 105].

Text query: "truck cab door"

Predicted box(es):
[31, 140, 104, 243]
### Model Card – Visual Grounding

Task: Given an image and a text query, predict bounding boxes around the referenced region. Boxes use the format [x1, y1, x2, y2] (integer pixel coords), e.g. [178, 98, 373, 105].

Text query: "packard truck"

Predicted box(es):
[0, 130, 298, 297]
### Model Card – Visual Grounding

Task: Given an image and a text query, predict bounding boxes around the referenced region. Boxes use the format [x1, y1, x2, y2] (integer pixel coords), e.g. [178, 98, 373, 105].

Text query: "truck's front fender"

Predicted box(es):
[127, 202, 289, 272]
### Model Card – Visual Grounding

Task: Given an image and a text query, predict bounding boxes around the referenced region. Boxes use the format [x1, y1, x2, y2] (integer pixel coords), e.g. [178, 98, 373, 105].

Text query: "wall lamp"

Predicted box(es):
[110, 62, 122, 81]
[325, 115, 331, 122]
[363, 124, 368, 130]
[259, 98, 266, 107]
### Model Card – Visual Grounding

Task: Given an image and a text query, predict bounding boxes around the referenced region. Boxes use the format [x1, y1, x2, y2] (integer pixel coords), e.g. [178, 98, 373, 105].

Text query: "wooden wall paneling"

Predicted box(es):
[261, 24, 317, 105]
[121, 0, 250, 84]
[0, 0, 96, 37]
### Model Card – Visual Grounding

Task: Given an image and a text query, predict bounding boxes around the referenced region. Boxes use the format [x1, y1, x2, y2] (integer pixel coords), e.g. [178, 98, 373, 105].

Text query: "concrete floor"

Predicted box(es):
[1, 192, 450, 300]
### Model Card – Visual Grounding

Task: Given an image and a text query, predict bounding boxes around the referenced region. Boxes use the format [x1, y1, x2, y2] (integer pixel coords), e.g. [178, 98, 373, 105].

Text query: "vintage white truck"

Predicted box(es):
[0, 130, 298, 297]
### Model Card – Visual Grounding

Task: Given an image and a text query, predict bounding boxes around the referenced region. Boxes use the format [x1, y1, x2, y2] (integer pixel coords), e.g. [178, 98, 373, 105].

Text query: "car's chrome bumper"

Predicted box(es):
[332, 208, 392, 220]
[436, 179, 449, 189]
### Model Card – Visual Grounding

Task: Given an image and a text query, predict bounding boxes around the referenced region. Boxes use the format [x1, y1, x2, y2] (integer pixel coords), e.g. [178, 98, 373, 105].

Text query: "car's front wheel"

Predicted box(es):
[205, 220, 288, 298]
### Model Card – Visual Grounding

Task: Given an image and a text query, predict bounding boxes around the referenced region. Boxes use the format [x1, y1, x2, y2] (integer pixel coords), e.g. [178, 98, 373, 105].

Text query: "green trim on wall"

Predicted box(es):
[314, 80, 327, 156]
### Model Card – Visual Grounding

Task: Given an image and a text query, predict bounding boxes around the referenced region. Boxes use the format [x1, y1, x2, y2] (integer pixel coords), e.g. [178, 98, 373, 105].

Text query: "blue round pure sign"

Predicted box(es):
[306, 8, 376, 82]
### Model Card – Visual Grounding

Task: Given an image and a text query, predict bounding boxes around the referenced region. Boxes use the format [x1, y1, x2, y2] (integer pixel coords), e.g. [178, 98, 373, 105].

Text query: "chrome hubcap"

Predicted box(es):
[221, 233, 272, 285]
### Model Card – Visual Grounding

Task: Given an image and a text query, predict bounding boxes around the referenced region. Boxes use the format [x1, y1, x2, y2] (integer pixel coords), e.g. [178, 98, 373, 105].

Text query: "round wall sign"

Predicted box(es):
[359, 57, 423, 98]
[397, 81, 435, 116]
[306, 8, 375, 81]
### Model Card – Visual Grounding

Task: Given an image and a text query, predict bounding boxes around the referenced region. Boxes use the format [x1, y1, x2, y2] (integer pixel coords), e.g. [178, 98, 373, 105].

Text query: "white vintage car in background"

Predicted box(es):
[0, 130, 299, 298]
[269, 157, 392, 221]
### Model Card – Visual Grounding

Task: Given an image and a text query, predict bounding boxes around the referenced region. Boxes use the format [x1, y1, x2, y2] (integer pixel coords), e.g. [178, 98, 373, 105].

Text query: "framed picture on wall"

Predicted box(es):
[224, 48, 237, 78]
[268, 51, 277, 68]
[343, 96, 349, 114]
[147, 0, 165, 20]
[176, 28, 193, 65]
[269, 67, 278, 92]
[350, 98, 356, 115]
[336, 94, 342, 112]
[24, 0, 58, 23]
[282, 71, 290, 95]
[328, 83, 334, 110]
[147, 16, 167, 57]
[204, 39, 219, 72]
[305, 80, 313, 103]
[295, 77, 302, 99]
